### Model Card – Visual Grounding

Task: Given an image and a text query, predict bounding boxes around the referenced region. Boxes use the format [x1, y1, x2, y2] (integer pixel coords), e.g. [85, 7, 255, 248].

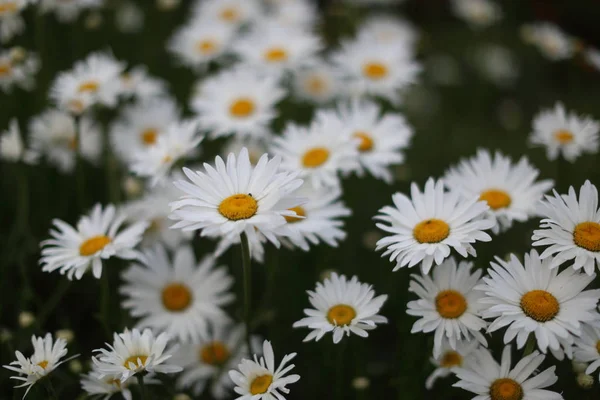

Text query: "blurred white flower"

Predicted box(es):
[357, 15, 418, 49]
[473, 45, 519, 87]
[0, 47, 39, 93]
[426, 339, 479, 390]
[115, 1, 144, 33]
[192, 0, 261, 29]
[0, 119, 38, 164]
[119, 66, 167, 100]
[39, 0, 103, 23]
[522, 22, 575, 61]
[0, 0, 35, 43]
[451, 0, 502, 29]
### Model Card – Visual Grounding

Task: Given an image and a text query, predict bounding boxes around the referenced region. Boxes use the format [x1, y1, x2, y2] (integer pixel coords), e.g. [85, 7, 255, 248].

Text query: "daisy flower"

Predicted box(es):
[522, 22, 575, 61]
[3, 333, 72, 398]
[191, 67, 285, 139]
[293, 273, 388, 343]
[192, 0, 261, 29]
[169, 147, 304, 248]
[0, 118, 38, 164]
[453, 345, 563, 400]
[444, 149, 553, 233]
[573, 324, 600, 380]
[335, 98, 413, 183]
[271, 113, 359, 189]
[39, 0, 103, 23]
[118, 66, 167, 100]
[532, 180, 600, 275]
[120, 244, 234, 343]
[29, 110, 102, 173]
[50, 51, 126, 114]
[92, 328, 182, 383]
[407, 258, 488, 357]
[529, 102, 599, 162]
[476, 250, 600, 359]
[229, 340, 300, 400]
[584, 47, 600, 72]
[268, 0, 318, 30]
[450, 0, 502, 29]
[426, 339, 479, 390]
[357, 15, 418, 48]
[375, 178, 494, 274]
[81, 364, 149, 400]
[110, 97, 181, 165]
[40, 203, 148, 280]
[0, 47, 39, 93]
[292, 61, 341, 104]
[0, 0, 34, 43]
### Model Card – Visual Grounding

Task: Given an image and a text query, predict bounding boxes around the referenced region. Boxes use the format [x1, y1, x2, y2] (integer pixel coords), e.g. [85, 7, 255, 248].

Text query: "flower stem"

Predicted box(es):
[240, 232, 253, 353]
[42, 378, 58, 400]
[136, 374, 148, 400]
[336, 340, 347, 400]
[99, 270, 111, 339]
[523, 334, 536, 356]
[74, 114, 86, 209]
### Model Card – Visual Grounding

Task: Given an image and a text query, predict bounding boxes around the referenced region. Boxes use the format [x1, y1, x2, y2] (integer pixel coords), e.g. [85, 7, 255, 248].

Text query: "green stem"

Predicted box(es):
[523, 334, 536, 356]
[99, 270, 111, 338]
[36, 279, 71, 328]
[42, 378, 58, 400]
[336, 340, 346, 400]
[136, 374, 148, 400]
[240, 232, 253, 353]
[103, 125, 120, 204]
[74, 114, 86, 209]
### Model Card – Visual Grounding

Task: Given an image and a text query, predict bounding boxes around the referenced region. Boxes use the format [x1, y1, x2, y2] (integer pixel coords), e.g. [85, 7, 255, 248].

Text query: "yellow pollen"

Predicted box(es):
[435, 290, 467, 319]
[413, 219, 450, 243]
[162, 155, 172, 164]
[302, 147, 329, 168]
[77, 80, 100, 93]
[440, 351, 462, 368]
[354, 131, 374, 152]
[200, 341, 230, 365]
[0, 63, 11, 77]
[229, 98, 256, 118]
[306, 76, 326, 94]
[554, 129, 574, 144]
[107, 378, 122, 389]
[37, 360, 49, 369]
[218, 194, 258, 220]
[285, 206, 305, 223]
[123, 355, 148, 370]
[69, 99, 85, 114]
[219, 7, 239, 22]
[161, 283, 193, 312]
[362, 62, 388, 80]
[0, 2, 17, 14]
[327, 304, 357, 326]
[79, 235, 111, 256]
[479, 189, 512, 210]
[520, 290, 559, 322]
[573, 222, 600, 252]
[140, 128, 158, 145]
[196, 40, 217, 55]
[264, 47, 288, 63]
[489, 378, 523, 400]
[68, 137, 78, 150]
[250, 374, 273, 395]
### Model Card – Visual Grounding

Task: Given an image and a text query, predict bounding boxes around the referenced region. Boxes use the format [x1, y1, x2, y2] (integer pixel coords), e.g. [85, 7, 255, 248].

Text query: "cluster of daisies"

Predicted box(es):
[2, 0, 600, 399]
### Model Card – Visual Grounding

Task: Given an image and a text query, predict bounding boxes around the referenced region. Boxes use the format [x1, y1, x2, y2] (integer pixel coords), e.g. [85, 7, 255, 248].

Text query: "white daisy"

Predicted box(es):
[444, 149, 554, 233]
[110, 97, 181, 165]
[50, 51, 126, 114]
[529, 102, 599, 162]
[573, 324, 600, 381]
[229, 340, 300, 400]
[271, 113, 359, 189]
[585, 47, 600, 72]
[40, 203, 148, 280]
[0, 47, 40, 93]
[29, 110, 102, 173]
[92, 328, 182, 383]
[375, 178, 494, 274]
[39, 0, 103, 23]
[3, 333, 71, 398]
[192, 0, 261, 29]
[0, 118, 38, 164]
[532, 180, 600, 275]
[292, 61, 341, 104]
[293, 273, 387, 343]
[453, 345, 563, 400]
[472, 44, 519, 87]
[120, 244, 234, 343]
[407, 257, 488, 357]
[169, 147, 304, 248]
[0, 0, 34, 43]
[335, 98, 413, 183]
[81, 364, 145, 400]
[357, 15, 418, 49]
[522, 22, 575, 61]
[267, 0, 318, 30]
[476, 250, 600, 359]
[191, 67, 285, 139]
[118, 66, 167, 100]
[426, 339, 479, 390]
[450, 0, 502, 29]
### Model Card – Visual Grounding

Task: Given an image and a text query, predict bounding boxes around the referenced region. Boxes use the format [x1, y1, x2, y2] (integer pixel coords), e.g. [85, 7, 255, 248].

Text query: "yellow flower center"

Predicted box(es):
[107, 378, 122, 389]
[77, 80, 100, 93]
[123, 355, 148, 370]
[79, 235, 111, 256]
[435, 290, 467, 319]
[219, 7, 239, 22]
[0, 2, 17, 14]
[479, 189, 512, 210]
[573, 222, 600, 252]
[140, 128, 158, 146]
[362, 62, 388, 80]
[306, 76, 327, 94]
[327, 304, 357, 326]
[354, 131, 374, 152]
[520, 290, 559, 322]
[554, 129, 574, 144]
[229, 98, 256, 118]
[489, 378, 524, 400]
[196, 39, 217, 55]
[161, 283, 193, 312]
[413, 219, 450, 243]
[250, 374, 273, 395]
[37, 360, 49, 369]
[200, 341, 230, 366]
[218, 194, 258, 220]
[302, 147, 329, 168]
[440, 351, 462, 368]
[0, 63, 11, 77]
[264, 47, 288, 63]
[68, 137, 78, 150]
[69, 99, 85, 114]
[285, 206, 305, 223]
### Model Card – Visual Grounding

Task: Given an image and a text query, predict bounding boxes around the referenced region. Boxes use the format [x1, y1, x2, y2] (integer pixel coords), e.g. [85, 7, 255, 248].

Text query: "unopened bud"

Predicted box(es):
[577, 373, 594, 389]
[55, 329, 75, 343]
[18, 312, 35, 328]
[352, 376, 370, 390]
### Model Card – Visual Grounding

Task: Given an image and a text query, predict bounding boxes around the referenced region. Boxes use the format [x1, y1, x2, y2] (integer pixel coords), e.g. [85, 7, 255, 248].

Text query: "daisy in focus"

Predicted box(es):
[573, 324, 600, 381]
[191, 67, 285, 139]
[425, 339, 479, 390]
[0, 0, 34, 43]
[450, 0, 502, 29]
[375, 178, 494, 274]
[453, 345, 563, 400]
[407, 258, 488, 357]
[444, 149, 553, 233]
[0, 47, 39, 93]
[521, 22, 576, 61]
[532, 180, 600, 275]
[92, 328, 182, 383]
[476, 250, 600, 359]
[3, 333, 71, 397]
[229, 340, 300, 400]
[120, 245, 234, 343]
[40, 203, 148, 280]
[169, 148, 304, 247]
[293, 273, 388, 343]
[292, 62, 340, 104]
[39, 0, 103, 23]
[193, 0, 261, 29]
[0, 118, 38, 164]
[529, 102, 599, 162]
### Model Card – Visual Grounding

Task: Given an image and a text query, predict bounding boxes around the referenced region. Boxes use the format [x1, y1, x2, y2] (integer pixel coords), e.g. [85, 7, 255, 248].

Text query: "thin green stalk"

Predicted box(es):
[136, 374, 148, 400]
[335, 340, 347, 400]
[74, 114, 86, 209]
[523, 334, 536, 356]
[240, 232, 253, 353]
[99, 270, 111, 338]
[42, 378, 58, 400]
[36, 279, 71, 328]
